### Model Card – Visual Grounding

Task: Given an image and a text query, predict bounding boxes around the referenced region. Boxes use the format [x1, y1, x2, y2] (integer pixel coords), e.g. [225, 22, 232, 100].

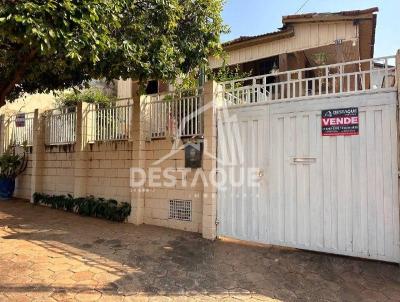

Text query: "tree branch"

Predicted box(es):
[0, 49, 37, 105]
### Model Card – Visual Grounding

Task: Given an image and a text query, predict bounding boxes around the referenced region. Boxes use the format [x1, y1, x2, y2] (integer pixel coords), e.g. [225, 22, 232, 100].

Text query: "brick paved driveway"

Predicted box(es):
[0, 200, 399, 301]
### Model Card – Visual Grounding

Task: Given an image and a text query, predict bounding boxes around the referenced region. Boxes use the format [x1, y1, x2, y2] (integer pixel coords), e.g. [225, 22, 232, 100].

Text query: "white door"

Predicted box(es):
[217, 93, 400, 262]
[217, 106, 268, 242]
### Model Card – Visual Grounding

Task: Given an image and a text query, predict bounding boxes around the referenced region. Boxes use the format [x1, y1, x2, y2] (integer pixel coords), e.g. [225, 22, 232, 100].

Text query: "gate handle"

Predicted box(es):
[292, 157, 317, 164]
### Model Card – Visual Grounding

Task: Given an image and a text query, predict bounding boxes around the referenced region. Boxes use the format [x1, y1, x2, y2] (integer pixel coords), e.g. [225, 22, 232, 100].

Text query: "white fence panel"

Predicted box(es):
[146, 89, 203, 139]
[90, 99, 133, 142]
[45, 107, 77, 145]
[8, 112, 34, 146]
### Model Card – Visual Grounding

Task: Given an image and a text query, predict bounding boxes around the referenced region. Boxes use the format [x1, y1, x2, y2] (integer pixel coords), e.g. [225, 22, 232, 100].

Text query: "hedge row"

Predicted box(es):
[32, 193, 131, 222]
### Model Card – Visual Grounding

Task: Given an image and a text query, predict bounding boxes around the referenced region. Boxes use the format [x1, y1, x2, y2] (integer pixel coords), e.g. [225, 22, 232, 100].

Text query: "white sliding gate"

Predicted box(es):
[217, 91, 400, 262]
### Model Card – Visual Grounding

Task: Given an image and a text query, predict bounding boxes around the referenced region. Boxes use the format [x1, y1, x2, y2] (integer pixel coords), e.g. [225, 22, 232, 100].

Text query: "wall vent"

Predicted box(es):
[169, 199, 192, 221]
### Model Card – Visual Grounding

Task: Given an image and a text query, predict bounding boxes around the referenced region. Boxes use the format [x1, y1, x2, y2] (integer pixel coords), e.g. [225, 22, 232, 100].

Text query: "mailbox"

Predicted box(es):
[184, 143, 203, 168]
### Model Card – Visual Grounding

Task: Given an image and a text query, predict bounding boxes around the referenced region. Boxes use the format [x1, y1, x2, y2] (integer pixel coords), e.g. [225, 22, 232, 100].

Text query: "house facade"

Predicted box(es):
[117, 8, 379, 97]
[3, 7, 400, 263]
[210, 7, 377, 74]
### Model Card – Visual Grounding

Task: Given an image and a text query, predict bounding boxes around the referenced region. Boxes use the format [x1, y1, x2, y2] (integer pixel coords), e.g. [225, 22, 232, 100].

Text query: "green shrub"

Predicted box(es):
[32, 193, 131, 222]
[56, 88, 116, 108]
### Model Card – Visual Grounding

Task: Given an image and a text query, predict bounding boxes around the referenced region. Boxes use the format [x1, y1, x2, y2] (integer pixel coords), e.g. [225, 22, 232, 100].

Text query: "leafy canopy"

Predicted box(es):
[0, 0, 226, 103]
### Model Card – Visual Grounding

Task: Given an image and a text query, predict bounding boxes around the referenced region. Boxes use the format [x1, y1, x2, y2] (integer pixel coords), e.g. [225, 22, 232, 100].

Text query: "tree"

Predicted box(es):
[0, 0, 226, 105]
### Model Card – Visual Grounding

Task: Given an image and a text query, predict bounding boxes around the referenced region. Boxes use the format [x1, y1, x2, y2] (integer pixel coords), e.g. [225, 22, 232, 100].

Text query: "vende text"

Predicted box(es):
[322, 117, 359, 126]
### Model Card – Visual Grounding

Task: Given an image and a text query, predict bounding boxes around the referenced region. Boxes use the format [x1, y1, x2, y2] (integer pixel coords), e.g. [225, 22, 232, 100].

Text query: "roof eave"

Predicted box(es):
[282, 7, 379, 24]
[223, 27, 294, 51]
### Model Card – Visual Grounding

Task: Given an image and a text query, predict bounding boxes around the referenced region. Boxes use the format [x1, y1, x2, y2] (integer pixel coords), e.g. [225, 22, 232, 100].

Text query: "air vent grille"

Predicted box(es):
[169, 199, 192, 221]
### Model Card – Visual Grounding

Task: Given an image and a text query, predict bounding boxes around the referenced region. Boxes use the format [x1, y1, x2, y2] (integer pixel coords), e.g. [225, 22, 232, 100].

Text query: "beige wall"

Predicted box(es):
[116, 79, 132, 99]
[86, 141, 132, 202]
[13, 141, 208, 233]
[4, 81, 219, 239]
[39, 148, 75, 196]
[15, 142, 134, 204]
[143, 139, 203, 232]
[0, 93, 56, 116]
[210, 21, 358, 69]
[14, 155, 32, 200]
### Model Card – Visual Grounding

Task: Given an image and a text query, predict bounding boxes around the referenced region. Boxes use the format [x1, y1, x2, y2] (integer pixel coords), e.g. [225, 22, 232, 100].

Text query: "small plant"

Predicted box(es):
[172, 69, 204, 92]
[313, 52, 328, 67]
[32, 193, 131, 222]
[210, 63, 252, 83]
[312, 52, 328, 76]
[0, 145, 27, 179]
[0, 145, 28, 199]
[56, 88, 122, 141]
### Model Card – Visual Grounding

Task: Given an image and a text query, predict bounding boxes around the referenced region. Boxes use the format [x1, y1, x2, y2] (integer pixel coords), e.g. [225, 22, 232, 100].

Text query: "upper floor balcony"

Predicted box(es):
[220, 55, 397, 106]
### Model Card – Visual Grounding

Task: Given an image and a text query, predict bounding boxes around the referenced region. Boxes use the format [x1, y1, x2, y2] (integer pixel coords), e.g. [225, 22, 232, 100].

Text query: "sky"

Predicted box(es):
[221, 0, 400, 57]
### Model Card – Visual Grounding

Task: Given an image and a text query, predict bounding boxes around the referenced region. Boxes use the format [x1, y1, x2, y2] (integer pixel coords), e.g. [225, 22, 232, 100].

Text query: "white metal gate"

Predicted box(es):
[217, 92, 400, 262]
[217, 106, 268, 242]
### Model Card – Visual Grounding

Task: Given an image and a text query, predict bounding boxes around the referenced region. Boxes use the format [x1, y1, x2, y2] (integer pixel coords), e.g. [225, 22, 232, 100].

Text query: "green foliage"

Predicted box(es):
[0, 0, 227, 102]
[313, 52, 328, 66]
[210, 64, 252, 83]
[32, 193, 131, 222]
[166, 62, 251, 94]
[0, 145, 27, 179]
[312, 52, 329, 79]
[168, 62, 252, 94]
[173, 72, 201, 92]
[56, 88, 116, 107]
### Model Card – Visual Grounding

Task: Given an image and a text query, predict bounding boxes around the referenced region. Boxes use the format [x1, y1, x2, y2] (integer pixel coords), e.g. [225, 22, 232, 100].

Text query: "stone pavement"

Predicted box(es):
[0, 200, 399, 301]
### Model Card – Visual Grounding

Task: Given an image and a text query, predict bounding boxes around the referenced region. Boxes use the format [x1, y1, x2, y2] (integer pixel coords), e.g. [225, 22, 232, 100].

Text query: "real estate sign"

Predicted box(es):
[321, 107, 359, 136]
[15, 113, 25, 127]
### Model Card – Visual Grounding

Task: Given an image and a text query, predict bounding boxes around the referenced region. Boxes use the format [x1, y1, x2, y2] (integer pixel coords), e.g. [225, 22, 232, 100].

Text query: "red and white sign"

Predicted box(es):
[321, 107, 359, 136]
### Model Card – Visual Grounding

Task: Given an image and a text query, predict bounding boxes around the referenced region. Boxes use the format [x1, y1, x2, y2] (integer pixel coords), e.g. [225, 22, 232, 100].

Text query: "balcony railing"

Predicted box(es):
[221, 56, 397, 106]
[145, 88, 203, 139]
[45, 107, 77, 145]
[89, 99, 133, 142]
[8, 112, 34, 146]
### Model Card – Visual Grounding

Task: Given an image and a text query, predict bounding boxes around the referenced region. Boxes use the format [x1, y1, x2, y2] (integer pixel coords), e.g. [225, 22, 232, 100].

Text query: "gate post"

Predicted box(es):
[396, 50, 400, 251]
[396, 51, 400, 176]
[30, 109, 45, 202]
[202, 81, 222, 240]
[73, 102, 90, 197]
[129, 91, 147, 225]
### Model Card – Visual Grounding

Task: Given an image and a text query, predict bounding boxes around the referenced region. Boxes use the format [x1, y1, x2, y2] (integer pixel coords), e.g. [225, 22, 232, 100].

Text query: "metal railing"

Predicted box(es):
[89, 99, 133, 142]
[221, 56, 397, 106]
[146, 88, 203, 139]
[8, 112, 34, 146]
[45, 107, 77, 145]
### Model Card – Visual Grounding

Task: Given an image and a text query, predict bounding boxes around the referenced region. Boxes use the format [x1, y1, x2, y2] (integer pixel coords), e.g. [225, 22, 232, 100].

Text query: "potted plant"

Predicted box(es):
[0, 145, 28, 199]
